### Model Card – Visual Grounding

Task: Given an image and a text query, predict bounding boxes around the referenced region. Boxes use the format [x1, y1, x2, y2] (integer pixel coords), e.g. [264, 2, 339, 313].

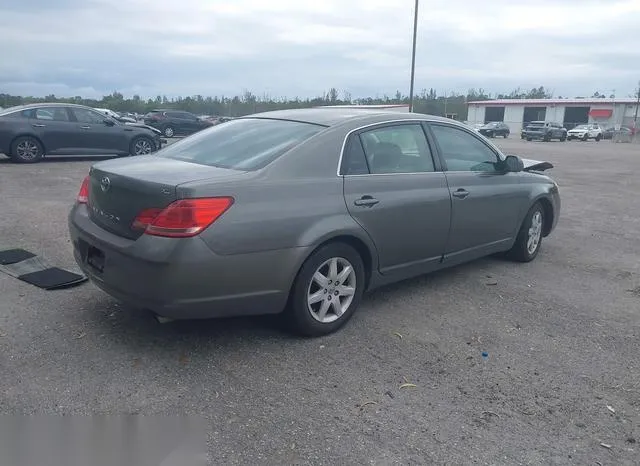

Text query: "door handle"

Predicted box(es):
[31, 124, 46, 128]
[452, 189, 470, 199]
[80, 125, 91, 130]
[354, 196, 379, 207]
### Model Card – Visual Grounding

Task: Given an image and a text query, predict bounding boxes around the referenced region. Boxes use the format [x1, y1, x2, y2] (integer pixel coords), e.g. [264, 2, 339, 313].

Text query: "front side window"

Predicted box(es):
[430, 124, 501, 172]
[156, 118, 325, 171]
[358, 124, 435, 174]
[72, 108, 109, 124]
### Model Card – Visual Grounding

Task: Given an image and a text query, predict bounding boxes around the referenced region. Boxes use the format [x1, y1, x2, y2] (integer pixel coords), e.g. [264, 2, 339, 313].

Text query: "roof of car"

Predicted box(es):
[5, 102, 92, 110]
[241, 108, 452, 127]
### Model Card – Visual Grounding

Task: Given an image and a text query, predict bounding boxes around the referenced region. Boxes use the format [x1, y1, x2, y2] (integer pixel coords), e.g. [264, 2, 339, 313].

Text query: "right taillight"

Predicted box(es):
[132, 197, 234, 238]
[77, 176, 90, 204]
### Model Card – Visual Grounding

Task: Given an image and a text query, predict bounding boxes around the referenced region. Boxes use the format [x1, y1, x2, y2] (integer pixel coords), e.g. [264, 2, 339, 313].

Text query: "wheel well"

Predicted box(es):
[10, 134, 46, 155]
[301, 235, 374, 290]
[538, 198, 554, 237]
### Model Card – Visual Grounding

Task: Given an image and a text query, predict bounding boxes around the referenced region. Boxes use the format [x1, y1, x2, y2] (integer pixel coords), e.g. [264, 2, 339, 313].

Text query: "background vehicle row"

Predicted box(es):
[0, 103, 163, 163]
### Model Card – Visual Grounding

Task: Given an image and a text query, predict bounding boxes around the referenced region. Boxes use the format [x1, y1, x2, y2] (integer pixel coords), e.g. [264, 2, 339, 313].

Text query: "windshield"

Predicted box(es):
[484, 122, 499, 128]
[156, 118, 325, 170]
[573, 125, 589, 130]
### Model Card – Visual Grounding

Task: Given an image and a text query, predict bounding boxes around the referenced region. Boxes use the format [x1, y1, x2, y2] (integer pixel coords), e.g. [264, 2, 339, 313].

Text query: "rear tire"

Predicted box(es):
[595, 134, 602, 141]
[507, 202, 545, 263]
[163, 126, 175, 138]
[504, 132, 509, 138]
[560, 134, 567, 142]
[10, 136, 44, 163]
[285, 243, 365, 337]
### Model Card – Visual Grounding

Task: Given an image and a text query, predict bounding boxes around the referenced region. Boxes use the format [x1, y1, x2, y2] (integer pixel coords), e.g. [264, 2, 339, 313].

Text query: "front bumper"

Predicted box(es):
[68, 204, 304, 319]
[522, 131, 546, 139]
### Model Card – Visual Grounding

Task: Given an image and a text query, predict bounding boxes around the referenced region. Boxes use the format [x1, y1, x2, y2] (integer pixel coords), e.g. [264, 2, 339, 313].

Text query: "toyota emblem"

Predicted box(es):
[100, 176, 111, 192]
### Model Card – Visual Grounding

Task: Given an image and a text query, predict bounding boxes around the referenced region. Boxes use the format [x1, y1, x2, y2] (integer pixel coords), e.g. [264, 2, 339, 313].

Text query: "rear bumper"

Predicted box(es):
[68, 204, 307, 319]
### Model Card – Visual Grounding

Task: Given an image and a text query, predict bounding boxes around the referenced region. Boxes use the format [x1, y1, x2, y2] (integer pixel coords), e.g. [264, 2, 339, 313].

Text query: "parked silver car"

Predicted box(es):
[69, 109, 560, 336]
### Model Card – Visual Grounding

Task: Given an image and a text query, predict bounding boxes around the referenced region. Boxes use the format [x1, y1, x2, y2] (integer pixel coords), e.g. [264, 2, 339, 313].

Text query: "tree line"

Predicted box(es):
[0, 85, 618, 120]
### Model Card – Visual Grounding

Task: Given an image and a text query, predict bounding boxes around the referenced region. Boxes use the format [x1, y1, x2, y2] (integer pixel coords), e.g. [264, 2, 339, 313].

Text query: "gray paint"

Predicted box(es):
[69, 109, 560, 320]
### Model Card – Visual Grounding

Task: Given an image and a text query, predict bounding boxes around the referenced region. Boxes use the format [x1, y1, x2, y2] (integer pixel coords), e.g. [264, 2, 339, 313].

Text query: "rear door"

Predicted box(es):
[181, 112, 202, 134]
[28, 106, 77, 153]
[427, 122, 527, 263]
[69, 107, 128, 154]
[342, 122, 451, 278]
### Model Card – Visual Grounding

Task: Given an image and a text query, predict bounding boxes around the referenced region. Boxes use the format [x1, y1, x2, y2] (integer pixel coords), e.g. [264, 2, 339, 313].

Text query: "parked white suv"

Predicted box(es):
[567, 124, 603, 141]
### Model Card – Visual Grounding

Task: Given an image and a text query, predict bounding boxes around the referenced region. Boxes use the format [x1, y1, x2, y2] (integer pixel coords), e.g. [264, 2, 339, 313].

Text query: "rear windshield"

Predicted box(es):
[156, 118, 325, 170]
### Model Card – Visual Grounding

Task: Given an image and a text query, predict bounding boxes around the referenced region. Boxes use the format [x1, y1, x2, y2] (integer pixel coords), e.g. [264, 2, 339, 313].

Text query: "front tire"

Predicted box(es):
[507, 202, 545, 262]
[595, 134, 602, 141]
[286, 243, 365, 337]
[130, 136, 154, 156]
[10, 136, 44, 163]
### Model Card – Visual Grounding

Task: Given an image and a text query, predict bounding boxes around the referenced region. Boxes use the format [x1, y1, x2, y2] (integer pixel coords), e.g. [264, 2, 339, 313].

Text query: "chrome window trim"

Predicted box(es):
[337, 118, 505, 177]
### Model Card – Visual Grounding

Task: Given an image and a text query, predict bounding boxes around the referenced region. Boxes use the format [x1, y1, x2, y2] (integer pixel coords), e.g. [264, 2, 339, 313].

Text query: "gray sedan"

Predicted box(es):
[68, 108, 560, 336]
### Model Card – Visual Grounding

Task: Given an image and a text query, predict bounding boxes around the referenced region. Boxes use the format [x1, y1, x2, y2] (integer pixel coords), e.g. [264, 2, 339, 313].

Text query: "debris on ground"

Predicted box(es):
[399, 383, 417, 389]
[358, 401, 378, 409]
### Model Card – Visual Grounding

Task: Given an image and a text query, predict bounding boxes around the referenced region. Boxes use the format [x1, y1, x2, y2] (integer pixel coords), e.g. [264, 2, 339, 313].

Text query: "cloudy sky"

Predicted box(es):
[1, 0, 639, 99]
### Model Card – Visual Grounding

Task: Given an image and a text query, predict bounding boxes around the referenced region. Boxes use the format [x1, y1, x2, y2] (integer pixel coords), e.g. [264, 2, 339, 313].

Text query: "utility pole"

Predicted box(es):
[634, 81, 640, 129]
[408, 0, 419, 113]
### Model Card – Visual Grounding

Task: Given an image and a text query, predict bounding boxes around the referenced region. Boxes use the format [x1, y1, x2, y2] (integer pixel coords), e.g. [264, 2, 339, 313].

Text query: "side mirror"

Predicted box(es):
[503, 155, 524, 173]
[103, 119, 115, 127]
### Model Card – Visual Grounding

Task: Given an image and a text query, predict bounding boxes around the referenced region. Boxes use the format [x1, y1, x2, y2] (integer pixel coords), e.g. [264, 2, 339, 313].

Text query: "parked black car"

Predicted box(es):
[143, 109, 213, 138]
[0, 103, 164, 163]
[521, 121, 567, 142]
[478, 121, 510, 138]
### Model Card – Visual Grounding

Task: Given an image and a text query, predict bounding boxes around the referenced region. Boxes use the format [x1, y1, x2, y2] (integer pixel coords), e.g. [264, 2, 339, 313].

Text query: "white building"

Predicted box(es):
[466, 98, 639, 133]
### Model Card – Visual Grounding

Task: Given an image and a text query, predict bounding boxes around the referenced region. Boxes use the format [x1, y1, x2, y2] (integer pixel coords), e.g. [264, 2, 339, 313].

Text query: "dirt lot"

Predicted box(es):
[0, 138, 638, 465]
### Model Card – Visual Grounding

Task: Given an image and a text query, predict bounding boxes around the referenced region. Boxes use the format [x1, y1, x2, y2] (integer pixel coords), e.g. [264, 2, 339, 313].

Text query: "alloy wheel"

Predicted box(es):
[527, 211, 543, 255]
[306, 257, 356, 324]
[16, 140, 40, 160]
[134, 138, 153, 155]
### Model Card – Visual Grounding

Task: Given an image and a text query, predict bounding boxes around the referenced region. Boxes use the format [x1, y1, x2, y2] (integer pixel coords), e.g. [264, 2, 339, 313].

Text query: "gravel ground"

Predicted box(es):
[0, 138, 638, 465]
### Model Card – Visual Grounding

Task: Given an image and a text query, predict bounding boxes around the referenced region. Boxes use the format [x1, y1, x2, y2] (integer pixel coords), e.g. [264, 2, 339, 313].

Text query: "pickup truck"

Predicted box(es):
[521, 121, 567, 142]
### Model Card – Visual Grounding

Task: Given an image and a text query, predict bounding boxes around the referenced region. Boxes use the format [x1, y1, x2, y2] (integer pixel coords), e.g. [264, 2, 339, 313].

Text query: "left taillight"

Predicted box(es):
[77, 176, 90, 204]
[132, 197, 234, 238]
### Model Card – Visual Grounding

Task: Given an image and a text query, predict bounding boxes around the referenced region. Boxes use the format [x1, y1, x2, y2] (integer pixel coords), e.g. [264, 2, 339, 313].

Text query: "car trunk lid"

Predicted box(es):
[88, 156, 245, 239]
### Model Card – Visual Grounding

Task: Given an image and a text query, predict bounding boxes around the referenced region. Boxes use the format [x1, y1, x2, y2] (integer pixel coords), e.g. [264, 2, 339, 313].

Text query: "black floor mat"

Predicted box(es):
[18, 267, 87, 290]
[0, 248, 36, 265]
[0, 248, 87, 290]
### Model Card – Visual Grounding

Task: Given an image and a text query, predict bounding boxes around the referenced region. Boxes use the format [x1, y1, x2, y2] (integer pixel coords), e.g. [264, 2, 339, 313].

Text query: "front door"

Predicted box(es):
[28, 106, 77, 153]
[342, 122, 452, 278]
[69, 107, 128, 154]
[427, 123, 527, 263]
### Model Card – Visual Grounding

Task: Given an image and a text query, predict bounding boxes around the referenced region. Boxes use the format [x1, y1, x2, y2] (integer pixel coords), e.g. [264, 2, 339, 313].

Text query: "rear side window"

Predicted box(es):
[156, 118, 325, 170]
[34, 107, 70, 121]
